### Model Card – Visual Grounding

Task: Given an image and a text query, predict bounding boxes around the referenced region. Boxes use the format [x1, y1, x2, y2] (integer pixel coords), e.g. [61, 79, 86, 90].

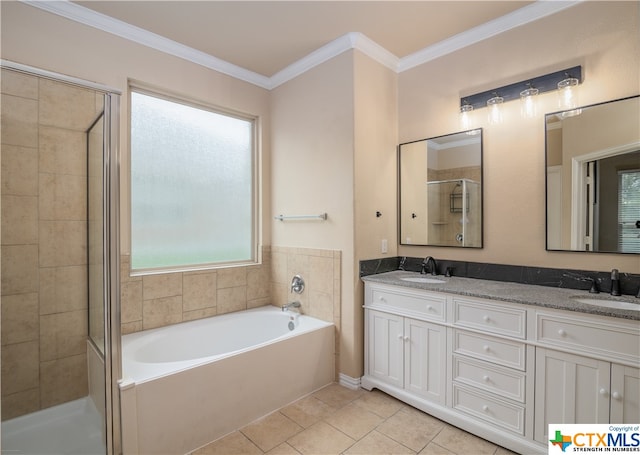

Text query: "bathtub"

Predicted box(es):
[119, 306, 335, 455]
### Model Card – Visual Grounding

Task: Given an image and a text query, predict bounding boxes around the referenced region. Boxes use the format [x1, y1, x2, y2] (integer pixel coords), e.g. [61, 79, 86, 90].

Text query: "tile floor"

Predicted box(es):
[190, 383, 519, 455]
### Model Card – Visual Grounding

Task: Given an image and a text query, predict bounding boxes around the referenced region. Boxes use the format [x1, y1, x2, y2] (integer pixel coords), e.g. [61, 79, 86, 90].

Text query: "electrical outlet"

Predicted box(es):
[381, 239, 388, 254]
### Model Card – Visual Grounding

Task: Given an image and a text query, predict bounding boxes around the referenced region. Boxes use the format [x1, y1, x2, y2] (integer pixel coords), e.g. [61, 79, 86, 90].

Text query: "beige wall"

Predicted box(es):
[398, 1, 640, 274]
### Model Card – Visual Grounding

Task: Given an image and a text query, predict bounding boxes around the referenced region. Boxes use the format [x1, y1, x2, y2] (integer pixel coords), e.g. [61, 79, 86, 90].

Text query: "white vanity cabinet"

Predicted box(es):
[451, 296, 531, 437]
[364, 284, 447, 405]
[362, 278, 640, 455]
[533, 311, 640, 443]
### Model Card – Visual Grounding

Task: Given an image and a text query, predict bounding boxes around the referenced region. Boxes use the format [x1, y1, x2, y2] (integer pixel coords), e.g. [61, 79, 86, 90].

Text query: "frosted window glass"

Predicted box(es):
[130, 91, 254, 270]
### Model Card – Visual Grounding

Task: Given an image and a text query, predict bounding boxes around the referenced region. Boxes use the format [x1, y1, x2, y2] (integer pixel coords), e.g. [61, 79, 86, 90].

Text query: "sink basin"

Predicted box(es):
[572, 297, 640, 311]
[401, 277, 446, 284]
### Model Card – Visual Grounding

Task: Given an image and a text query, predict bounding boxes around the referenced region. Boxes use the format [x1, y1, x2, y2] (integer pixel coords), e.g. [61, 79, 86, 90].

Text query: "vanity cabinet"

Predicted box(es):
[362, 278, 640, 455]
[533, 310, 640, 443]
[365, 285, 447, 405]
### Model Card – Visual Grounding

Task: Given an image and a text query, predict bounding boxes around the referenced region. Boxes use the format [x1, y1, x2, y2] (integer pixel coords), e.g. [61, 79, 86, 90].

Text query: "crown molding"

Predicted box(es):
[22, 0, 581, 90]
[22, 0, 271, 89]
[398, 1, 582, 72]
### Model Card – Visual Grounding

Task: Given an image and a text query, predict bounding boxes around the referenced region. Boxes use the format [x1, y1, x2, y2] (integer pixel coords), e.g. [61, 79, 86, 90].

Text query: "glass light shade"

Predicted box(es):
[487, 95, 504, 124]
[460, 104, 473, 130]
[520, 87, 539, 118]
[557, 77, 579, 110]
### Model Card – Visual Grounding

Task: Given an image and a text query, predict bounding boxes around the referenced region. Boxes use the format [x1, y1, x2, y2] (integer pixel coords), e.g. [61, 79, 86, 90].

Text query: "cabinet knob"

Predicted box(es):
[397, 334, 403, 339]
[426, 305, 433, 311]
[558, 329, 567, 337]
[482, 405, 489, 412]
[378, 296, 386, 302]
[483, 345, 490, 352]
[404, 336, 410, 342]
[483, 315, 490, 322]
[483, 375, 490, 382]
[599, 388, 608, 396]
[612, 391, 622, 400]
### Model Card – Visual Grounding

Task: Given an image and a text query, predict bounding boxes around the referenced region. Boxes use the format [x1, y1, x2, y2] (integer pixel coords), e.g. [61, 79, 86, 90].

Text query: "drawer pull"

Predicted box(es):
[483, 375, 490, 382]
[482, 405, 489, 412]
[378, 296, 386, 302]
[483, 315, 490, 322]
[483, 345, 490, 352]
[558, 329, 567, 337]
[612, 391, 622, 400]
[426, 305, 433, 311]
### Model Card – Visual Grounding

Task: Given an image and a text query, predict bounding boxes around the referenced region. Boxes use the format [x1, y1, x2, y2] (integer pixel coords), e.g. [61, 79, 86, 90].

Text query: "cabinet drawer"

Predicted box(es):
[453, 297, 526, 339]
[536, 312, 640, 364]
[371, 287, 446, 322]
[453, 384, 525, 435]
[453, 355, 526, 403]
[453, 330, 526, 371]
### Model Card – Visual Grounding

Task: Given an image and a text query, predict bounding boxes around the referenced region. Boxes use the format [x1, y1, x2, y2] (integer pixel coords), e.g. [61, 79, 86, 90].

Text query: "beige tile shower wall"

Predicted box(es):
[1, 69, 101, 420]
[270, 246, 341, 375]
[120, 248, 272, 334]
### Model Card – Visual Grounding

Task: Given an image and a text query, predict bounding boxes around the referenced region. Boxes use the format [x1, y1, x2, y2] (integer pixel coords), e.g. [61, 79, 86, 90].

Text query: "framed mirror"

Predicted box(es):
[399, 129, 483, 247]
[545, 95, 640, 253]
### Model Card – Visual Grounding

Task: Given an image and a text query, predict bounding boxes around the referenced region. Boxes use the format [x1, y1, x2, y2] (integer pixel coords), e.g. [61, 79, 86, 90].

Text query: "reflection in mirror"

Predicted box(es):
[546, 95, 640, 253]
[399, 129, 483, 247]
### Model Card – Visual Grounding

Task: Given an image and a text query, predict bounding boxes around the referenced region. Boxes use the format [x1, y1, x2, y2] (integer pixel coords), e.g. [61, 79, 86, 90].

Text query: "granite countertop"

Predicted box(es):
[362, 270, 640, 321]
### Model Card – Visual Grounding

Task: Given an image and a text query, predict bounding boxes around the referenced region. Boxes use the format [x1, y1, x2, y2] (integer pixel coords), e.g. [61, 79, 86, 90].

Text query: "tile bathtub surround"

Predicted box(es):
[1, 69, 103, 420]
[190, 384, 517, 455]
[120, 248, 273, 333]
[360, 257, 640, 297]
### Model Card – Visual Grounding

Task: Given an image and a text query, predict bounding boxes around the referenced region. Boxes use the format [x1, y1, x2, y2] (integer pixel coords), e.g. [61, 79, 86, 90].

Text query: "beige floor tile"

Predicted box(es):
[265, 442, 301, 454]
[242, 412, 303, 452]
[495, 447, 520, 455]
[191, 431, 262, 454]
[280, 395, 336, 428]
[287, 421, 355, 454]
[353, 389, 404, 418]
[312, 383, 363, 409]
[324, 402, 384, 440]
[344, 430, 415, 455]
[376, 407, 445, 451]
[417, 442, 456, 455]
[431, 424, 497, 455]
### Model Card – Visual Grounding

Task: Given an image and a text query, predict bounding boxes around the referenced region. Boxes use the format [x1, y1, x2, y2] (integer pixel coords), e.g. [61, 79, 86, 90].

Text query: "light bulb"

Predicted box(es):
[487, 95, 503, 124]
[520, 87, 539, 118]
[460, 104, 473, 130]
[557, 77, 579, 110]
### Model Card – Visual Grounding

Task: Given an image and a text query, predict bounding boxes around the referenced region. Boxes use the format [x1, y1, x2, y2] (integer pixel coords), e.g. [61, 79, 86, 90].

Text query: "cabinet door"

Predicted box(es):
[534, 348, 610, 443]
[610, 364, 640, 424]
[404, 318, 447, 404]
[367, 310, 403, 388]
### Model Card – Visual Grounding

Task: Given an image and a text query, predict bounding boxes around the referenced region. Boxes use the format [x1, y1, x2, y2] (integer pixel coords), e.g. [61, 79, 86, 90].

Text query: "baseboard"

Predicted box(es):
[338, 373, 361, 390]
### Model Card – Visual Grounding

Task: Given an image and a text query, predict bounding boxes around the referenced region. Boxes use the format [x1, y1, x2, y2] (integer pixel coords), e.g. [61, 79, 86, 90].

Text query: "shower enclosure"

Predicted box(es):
[1, 62, 121, 454]
[426, 178, 481, 247]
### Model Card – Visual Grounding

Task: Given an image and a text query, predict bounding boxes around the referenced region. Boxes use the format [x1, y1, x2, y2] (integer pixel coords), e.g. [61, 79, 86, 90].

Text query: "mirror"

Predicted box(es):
[399, 129, 483, 247]
[545, 95, 640, 253]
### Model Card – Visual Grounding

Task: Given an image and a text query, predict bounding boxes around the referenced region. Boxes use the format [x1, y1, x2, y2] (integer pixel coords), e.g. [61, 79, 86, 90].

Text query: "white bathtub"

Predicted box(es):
[119, 306, 335, 455]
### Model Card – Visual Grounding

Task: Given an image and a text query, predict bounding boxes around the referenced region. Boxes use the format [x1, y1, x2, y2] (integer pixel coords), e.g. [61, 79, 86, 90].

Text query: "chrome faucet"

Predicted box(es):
[282, 301, 301, 312]
[421, 256, 437, 275]
[610, 269, 621, 296]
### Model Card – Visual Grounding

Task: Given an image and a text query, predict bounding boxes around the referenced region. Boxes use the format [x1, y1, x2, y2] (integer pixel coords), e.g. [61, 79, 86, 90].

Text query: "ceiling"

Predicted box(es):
[74, 1, 534, 78]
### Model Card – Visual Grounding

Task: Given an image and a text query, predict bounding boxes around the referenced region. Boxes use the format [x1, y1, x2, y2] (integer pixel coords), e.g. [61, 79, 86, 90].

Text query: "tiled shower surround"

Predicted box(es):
[1, 69, 103, 420]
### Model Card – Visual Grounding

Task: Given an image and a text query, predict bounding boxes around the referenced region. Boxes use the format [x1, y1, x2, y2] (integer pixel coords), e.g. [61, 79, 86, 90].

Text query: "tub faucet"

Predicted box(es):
[282, 301, 301, 312]
[610, 269, 621, 296]
[421, 256, 437, 275]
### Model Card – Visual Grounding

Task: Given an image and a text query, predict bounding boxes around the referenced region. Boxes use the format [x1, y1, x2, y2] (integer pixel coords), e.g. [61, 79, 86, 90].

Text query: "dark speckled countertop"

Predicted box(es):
[362, 270, 640, 321]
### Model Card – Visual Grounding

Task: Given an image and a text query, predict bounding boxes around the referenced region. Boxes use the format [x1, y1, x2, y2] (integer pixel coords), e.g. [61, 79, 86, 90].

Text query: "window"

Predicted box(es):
[618, 169, 640, 253]
[130, 88, 257, 271]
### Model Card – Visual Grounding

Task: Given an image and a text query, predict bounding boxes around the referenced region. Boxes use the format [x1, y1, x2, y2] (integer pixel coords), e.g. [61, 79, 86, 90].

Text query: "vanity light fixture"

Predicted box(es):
[459, 66, 582, 122]
[486, 93, 504, 124]
[459, 102, 473, 130]
[520, 84, 539, 118]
